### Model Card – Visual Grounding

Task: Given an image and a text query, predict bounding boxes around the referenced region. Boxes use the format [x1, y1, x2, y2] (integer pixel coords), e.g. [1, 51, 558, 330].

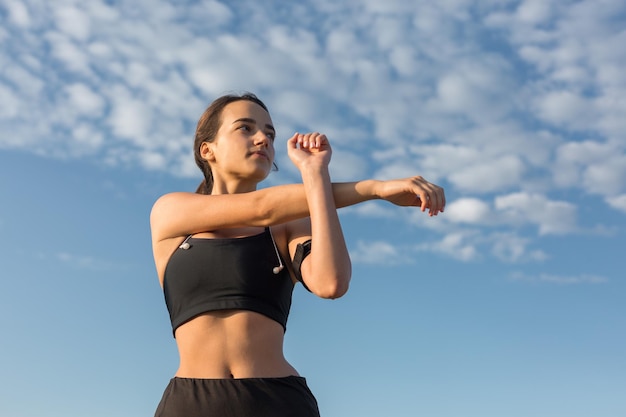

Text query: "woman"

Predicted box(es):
[150, 93, 445, 416]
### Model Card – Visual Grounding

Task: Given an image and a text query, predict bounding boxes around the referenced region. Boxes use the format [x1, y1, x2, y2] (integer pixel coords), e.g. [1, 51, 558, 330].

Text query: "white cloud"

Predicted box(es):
[65, 83, 105, 116]
[197, 0, 234, 23]
[509, 271, 609, 285]
[44, 31, 92, 75]
[449, 155, 526, 194]
[2, 60, 45, 97]
[271, 91, 325, 130]
[3, 0, 31, 27]
[553, 140, 626, 197]
[373, 160, 432, 183]
[389, 44, 418, 77]
[140, 151, 169, 171]
[54, 251, 119, 271]
[349, 201, 396, 218]
[328, 149, 369, 182]
[486, 0, 626, 142]
[607, 195, 626, 213]
[1, 0, 625, 267]
[350, 240, 406, 265]
[554, 140, 611, 187]
[107, 88, 152, 142]
[415, 228, 549, 263]
[431, 56, 517, 124]
[177, 151, 202, 179]
[495, 192, 578, 235]
[0, 83, 20, 119]
[489, 232, 548, 263]
[54, 5, 91, 41]
[83, 0, 119, 21]
[535, 90, 597, 129]
[415, 231, 480, 262]
[71, 122, 104, 154]
[583, 155, 626, 196]
[516, 0, 553, 24]
[444, 198, 491, 225]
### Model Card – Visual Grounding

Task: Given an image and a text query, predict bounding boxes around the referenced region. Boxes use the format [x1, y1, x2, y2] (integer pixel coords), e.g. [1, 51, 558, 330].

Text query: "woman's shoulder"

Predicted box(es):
[153, 191, 197, 206]
[151, 192, 206, 218]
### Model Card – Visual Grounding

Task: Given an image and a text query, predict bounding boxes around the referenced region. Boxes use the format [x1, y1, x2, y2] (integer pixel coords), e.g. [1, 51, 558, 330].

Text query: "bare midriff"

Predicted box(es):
[173, 310, 299, 379]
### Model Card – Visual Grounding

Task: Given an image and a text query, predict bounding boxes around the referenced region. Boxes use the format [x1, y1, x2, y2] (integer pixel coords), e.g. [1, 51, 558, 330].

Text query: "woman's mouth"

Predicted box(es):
[250, 150, 270, 160]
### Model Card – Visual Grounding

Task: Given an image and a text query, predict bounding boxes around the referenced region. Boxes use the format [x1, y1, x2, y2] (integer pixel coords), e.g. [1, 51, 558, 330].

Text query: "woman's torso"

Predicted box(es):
[154, 226, 298, 379]
[173, 310, 298, 378]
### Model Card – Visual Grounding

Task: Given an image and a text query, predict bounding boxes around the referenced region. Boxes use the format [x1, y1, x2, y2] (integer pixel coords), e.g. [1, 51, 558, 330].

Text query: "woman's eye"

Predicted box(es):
[266, 132, 275, 141]
[239, 125, 251, 132]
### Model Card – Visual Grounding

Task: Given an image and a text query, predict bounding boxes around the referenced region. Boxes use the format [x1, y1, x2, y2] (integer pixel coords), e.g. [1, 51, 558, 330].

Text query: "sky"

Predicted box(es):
[1, 0, 625, 416]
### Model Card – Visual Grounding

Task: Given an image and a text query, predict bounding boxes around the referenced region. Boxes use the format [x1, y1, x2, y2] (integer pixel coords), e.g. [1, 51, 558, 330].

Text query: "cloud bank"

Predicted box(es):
[1, 0, 624, 265]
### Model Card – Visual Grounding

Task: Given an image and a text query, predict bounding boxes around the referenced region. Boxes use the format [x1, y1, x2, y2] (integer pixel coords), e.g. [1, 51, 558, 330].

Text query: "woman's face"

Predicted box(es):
[202, 100, 276, 185]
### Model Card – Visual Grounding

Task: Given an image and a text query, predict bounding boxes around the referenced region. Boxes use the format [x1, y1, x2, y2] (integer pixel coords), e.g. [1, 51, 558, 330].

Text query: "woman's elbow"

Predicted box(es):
[314, 274, 351, 299]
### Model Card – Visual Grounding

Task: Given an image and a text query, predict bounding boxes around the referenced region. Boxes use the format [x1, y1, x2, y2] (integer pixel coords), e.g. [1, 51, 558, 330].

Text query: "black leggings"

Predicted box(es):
[154, 376, 320, 417]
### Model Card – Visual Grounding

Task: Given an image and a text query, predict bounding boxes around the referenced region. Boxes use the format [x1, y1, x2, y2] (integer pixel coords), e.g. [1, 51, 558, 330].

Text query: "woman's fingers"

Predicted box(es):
[294, 132, 329, 153]
[287, 132, 299, 149]
[414, 177, 445, 216]
[296, 132, 324, 149]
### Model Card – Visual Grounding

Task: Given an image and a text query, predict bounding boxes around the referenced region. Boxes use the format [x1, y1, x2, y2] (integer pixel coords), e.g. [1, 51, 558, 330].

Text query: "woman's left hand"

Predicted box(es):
[287, 132, 332, 171]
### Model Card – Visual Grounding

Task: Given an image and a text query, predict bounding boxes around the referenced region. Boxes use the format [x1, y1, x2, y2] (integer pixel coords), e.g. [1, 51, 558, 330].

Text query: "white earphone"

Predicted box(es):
[269, 228, 284, 274]
[179, 236, 191, 250]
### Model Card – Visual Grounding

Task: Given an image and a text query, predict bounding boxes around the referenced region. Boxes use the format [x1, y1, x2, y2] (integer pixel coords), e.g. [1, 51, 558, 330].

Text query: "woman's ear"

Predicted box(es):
[200, 142, 215, 162]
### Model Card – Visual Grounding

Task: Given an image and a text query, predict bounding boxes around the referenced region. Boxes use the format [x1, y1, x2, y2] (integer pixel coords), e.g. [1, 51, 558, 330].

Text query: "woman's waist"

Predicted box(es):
[175, 346, 298, 379]
[175, 357, 299, 379]
[174, 311, 295, 378]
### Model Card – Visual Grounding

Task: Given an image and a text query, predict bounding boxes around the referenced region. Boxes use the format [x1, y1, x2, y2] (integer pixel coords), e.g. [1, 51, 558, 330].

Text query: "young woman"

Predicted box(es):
[150, 93, 445, 416]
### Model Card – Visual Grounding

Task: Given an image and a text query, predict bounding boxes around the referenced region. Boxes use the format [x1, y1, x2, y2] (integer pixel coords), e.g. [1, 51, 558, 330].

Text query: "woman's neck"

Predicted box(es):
[211, 180, 258, 195]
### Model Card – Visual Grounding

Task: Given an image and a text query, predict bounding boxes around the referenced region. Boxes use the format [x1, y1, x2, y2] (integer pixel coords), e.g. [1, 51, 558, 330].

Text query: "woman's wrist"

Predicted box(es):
[357, 179, 382, 200]
[298, 163, 331, 185]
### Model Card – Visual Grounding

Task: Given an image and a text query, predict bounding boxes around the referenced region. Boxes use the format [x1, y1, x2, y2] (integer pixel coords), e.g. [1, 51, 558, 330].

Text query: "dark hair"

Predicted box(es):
[193, 93, 270, 194]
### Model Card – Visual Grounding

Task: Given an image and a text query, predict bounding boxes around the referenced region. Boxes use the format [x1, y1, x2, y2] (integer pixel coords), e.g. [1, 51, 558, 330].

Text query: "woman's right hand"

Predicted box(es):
[376, 176, 446, 216]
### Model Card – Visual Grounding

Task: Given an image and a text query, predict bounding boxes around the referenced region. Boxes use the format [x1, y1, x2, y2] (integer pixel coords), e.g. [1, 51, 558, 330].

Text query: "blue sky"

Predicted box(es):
[1, 0, 625, 416]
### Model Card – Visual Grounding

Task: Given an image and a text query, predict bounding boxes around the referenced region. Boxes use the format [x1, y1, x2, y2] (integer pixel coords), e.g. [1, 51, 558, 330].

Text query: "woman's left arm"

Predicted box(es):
[286, 132, 351, 299]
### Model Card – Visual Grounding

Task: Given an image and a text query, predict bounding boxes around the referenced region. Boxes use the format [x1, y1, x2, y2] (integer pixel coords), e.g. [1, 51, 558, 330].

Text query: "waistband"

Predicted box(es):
[155, 374, 319, 417]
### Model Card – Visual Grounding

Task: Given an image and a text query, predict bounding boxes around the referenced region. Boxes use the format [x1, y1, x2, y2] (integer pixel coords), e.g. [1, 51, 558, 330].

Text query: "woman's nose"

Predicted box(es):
[254, 131, 270, 146]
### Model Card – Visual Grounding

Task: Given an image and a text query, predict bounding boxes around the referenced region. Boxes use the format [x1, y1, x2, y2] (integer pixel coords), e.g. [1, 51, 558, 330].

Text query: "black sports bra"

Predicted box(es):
[163, 228, 294, 337]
